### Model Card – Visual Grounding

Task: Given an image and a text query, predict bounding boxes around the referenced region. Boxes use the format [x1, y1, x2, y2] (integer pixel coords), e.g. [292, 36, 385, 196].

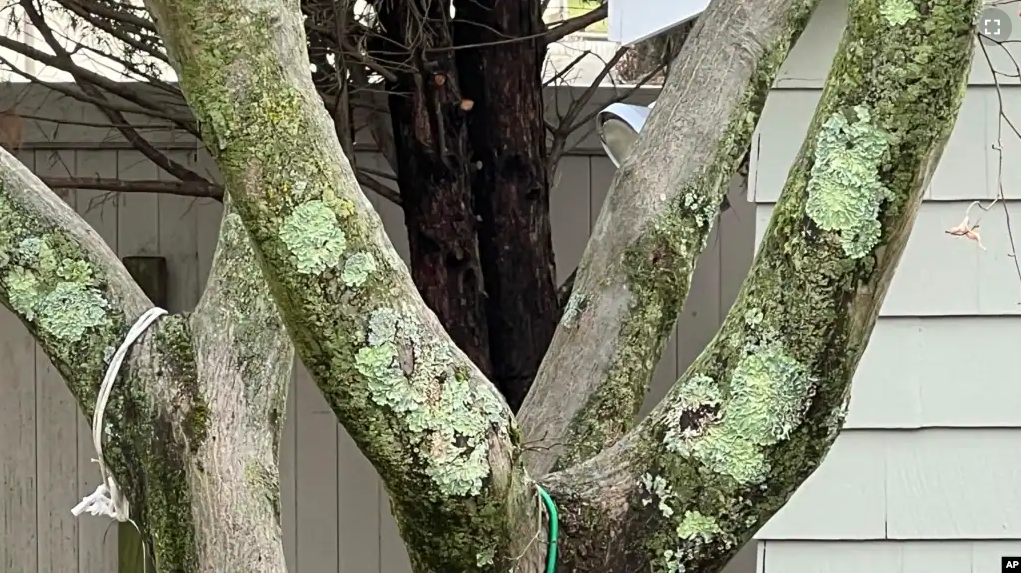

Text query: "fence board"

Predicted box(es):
[74, 149, 121, 573]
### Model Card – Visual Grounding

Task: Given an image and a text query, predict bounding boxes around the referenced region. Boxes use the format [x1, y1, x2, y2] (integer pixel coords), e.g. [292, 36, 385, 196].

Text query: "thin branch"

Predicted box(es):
[0, 34, 183, 123]
[43, 176, 223, 199]
[20, 0, 207, 185]
[355, 168, 401, 205]
[543, 2, 608, 45]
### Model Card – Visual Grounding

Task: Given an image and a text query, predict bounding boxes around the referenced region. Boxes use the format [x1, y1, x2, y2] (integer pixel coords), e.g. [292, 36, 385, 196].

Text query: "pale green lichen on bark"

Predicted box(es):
[278, 199, 347, 275]
[663, 315, 813, 484]
[341, 251, 377, 287]
[804, 106, 893, 259]
[354, 305, 506, 497]
[560, 292, 587, 328]
[880, 0, 918, 25]
[0, 211, 110, 342]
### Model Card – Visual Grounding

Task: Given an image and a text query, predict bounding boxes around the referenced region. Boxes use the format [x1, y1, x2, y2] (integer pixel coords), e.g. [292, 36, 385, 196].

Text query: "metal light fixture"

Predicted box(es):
[595, 101, 655, 167]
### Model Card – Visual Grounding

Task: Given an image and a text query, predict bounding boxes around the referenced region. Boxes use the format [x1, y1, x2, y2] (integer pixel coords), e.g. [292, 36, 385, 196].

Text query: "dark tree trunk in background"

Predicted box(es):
[454, 0, 559, 411]
[375, 1, 493, 374]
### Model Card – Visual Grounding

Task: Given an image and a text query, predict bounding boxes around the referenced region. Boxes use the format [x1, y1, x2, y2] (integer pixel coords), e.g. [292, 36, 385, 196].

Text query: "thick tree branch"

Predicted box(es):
[144, 1, 543, 570]
[542, 2, 979, 571]
[518, 0, 821, 476]
[0, 148, 209, 571]
[187, 193, 293, 569]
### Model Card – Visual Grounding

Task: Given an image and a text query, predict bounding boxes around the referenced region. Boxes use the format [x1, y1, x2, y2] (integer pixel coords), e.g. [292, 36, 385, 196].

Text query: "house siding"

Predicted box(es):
[752, 0, 1021, 570]
[0, 85, 759, 572]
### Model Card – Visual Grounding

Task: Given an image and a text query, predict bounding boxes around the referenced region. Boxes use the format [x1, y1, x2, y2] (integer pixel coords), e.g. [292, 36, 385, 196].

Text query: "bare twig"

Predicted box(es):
[543, 2, 608, 45]
[43, 176, 223, 199]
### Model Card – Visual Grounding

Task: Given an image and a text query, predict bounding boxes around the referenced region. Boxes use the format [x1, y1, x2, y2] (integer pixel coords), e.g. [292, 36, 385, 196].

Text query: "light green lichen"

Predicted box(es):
[640, 473, 676, 517]
[675, 510, 722, 542]
[663, 374, 721, 453]
[476, 545, 495, 567]
[880, 0, 918, 26]
[560, 292, 587, 328]
[278, 200, 347, 275]
[2, 233, 107, 341]
[56, 259, 93, 284]
[658, 510, 727, 572]
[35, 282, 109, 341]
[662, 549, 685, 573]
[666, 345, 813, 484]
[341, 251, 377, 287]
[6, 267, 40, 319]
[17, 236, 56, 274]
[805, 106, 893, 259]
[354, 305, 506, 497]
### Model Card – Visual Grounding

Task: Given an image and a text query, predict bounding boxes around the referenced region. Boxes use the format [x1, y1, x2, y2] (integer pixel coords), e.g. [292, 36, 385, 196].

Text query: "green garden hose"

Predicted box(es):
[537, 485, 559, 573]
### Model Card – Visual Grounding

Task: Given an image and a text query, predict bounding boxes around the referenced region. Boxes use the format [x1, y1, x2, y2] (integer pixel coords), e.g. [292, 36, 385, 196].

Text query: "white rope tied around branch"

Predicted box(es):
[72, 306, 167, 570]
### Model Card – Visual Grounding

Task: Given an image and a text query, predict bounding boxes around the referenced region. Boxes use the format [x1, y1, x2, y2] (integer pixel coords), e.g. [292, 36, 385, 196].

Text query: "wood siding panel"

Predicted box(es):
[845, 317, 1021, 429]
[758, 429, 1021, 541]
[756, 432, 887, 540]
[886, 430, 1021, 539]
[754, 202, 1021, 316]
[751, 87, 1013, 203]
[0, 289, 39, 574]
[762, 540, 1021, 573]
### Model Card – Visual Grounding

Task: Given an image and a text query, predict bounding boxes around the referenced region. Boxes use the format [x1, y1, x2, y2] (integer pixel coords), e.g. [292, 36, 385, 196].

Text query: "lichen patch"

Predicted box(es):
[560, 292, 587, 328]
[665, 345, 813, 484]
[355, 305, 506, 497]
[341, 251, 377, 287]
[880, 0, 918, 26]
[278, 199, 347, 275]
[805, 106, 893, 259]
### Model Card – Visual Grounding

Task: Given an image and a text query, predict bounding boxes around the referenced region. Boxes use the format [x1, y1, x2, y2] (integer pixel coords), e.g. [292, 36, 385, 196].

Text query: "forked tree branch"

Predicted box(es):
[541, 1, 980, 571]
[518, 0, 822, 476]
[0, 146, 215, 570]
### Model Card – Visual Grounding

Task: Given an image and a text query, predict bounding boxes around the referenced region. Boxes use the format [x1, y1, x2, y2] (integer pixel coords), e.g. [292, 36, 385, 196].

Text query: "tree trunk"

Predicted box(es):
[374, 1, 494, 376]
[453, 0, 560, 412]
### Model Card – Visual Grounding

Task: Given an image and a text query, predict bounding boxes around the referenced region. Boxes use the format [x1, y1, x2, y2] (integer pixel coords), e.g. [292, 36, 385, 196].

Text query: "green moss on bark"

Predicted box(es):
[155, 314, 208, 451]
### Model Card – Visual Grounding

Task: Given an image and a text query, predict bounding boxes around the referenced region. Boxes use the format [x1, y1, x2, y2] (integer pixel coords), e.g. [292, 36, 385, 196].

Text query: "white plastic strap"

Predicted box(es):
[72, 307, 167, 569]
